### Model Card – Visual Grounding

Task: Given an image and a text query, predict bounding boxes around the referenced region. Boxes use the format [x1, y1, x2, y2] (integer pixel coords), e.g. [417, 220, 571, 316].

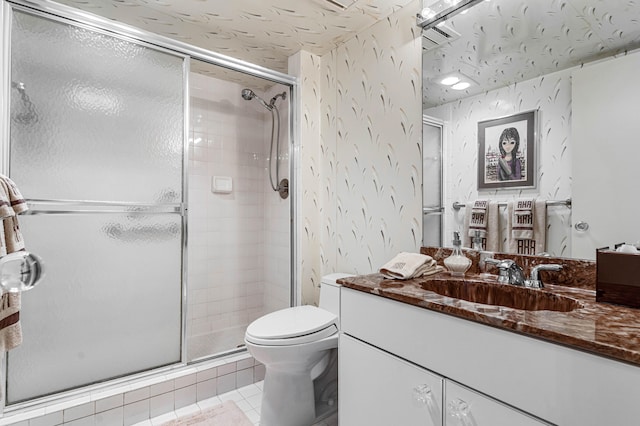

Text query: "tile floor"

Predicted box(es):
[135, 381, 338, 426]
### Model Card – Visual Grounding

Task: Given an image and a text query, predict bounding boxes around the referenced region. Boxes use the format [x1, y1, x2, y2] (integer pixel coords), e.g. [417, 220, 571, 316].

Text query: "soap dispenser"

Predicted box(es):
[444, 231, 472, 277]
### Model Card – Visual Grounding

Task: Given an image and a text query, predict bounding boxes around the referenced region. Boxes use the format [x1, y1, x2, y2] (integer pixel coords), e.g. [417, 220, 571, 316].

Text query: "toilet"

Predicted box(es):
[244, 273, 352, 426]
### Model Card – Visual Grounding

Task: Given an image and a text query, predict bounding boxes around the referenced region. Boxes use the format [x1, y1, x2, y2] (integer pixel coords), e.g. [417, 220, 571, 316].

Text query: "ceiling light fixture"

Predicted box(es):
[452, 82, 471, 90]
[440, 76, 460, 85]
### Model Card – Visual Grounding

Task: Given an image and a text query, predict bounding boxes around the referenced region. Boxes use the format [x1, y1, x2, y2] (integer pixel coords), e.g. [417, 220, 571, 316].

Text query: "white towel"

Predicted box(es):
[463, 200, 499, 251]
[0, 175, 27, 352]
[507, 199, 547, 255]
[379, 252, 444, 280]
[468, 200, 489, 238]
[511, 199, 534, 240]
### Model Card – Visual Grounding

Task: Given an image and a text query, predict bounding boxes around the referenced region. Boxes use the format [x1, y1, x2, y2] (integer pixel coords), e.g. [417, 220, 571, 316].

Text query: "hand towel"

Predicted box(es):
[0, 175, 27, 352]
[467, 200, 489, 238]
[379, 252, 444, 280]
[463, 200, 499, 251]
[507, 199, 547, 255]
[511, 199, 534, 240]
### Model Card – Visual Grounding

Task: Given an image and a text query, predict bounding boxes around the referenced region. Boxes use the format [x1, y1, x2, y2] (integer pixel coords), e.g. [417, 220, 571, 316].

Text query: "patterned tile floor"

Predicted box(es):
[136, 381, 338, 426]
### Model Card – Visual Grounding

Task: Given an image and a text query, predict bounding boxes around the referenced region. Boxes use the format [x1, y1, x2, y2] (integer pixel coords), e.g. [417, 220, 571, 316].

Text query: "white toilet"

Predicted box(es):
[244, 273, 352, 426]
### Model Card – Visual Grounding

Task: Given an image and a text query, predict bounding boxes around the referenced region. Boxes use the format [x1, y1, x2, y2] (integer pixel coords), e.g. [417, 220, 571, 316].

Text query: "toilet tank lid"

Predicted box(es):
[321, 273, 354, 286]
[246, 305, 338, 340]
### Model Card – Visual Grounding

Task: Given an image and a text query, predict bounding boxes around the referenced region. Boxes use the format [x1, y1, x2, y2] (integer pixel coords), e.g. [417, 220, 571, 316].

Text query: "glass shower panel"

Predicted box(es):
[423, 120, 443, 246]
[6, 7, 185, 404]
[9, 10, 183, 203]
[7, 213, 182, 403]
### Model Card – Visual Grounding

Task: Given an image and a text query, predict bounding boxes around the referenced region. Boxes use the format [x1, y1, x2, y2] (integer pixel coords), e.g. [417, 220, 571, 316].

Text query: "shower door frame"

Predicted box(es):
[0, 0, 299, 409]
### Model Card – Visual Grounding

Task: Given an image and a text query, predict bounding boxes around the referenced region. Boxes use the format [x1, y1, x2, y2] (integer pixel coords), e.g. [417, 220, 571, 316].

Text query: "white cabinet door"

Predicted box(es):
[339, 334, 444, 426]
[445, 381, 548, 426]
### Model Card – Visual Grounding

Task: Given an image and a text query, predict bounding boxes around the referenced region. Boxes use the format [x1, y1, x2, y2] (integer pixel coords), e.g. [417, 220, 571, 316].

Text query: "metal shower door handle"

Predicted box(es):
[0, 251, 45, 293]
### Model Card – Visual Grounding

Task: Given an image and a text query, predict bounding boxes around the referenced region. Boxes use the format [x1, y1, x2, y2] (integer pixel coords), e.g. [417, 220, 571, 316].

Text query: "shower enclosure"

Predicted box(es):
[1, 0, 295, 406]
[186, 63, 291, 361]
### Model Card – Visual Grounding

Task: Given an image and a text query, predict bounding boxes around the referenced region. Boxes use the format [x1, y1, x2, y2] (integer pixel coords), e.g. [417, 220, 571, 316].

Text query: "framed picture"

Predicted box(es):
[477, 110, 538, 190]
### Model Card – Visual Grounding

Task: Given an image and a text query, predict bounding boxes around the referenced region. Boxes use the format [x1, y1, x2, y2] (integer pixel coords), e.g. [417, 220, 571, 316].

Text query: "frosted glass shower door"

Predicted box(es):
[6, 8, 185, 403]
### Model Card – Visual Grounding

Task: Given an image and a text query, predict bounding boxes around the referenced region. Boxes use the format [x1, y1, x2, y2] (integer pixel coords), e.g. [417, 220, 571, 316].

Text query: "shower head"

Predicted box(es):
[241, 88, 272, 110]
[241, 88, 255, 101]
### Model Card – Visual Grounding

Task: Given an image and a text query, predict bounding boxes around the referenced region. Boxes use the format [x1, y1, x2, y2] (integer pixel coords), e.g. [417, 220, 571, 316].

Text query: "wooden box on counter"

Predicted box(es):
[596, 250, 640, 309]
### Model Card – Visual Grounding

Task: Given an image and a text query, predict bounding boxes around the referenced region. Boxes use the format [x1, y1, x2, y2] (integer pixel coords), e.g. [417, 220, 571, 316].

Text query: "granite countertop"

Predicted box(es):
[337, 271, 640, 367]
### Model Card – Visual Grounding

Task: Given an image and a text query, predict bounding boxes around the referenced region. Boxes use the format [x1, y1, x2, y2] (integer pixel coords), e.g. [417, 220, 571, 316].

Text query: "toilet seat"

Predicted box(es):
[245, 305, 338, 346]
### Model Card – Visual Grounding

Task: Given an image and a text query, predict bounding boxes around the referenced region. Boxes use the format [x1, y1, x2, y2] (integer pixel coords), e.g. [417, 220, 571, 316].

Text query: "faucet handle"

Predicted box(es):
[484, 258, 525, 285]
[526, 264, 563, 289]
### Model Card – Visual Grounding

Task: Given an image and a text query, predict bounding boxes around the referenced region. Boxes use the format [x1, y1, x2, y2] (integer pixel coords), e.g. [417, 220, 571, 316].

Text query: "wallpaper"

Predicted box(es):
[425, 67, 573, 257]
[292, 0, 422, 304]
[323, 0, 423, 278]
[289, 50, 324, 305]
[54, 0, 414, 73]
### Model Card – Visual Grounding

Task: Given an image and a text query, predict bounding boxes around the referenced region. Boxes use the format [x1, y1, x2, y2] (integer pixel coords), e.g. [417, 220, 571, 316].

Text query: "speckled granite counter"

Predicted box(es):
[337, 249, 640, 367]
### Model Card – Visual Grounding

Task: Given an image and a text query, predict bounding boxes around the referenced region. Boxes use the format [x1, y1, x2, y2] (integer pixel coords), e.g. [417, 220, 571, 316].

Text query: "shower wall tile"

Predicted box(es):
[425, 67, 573, 256]
[4, 355, 261, 426]
[187, 71, 291, 359]
[321, 0, 423, 276]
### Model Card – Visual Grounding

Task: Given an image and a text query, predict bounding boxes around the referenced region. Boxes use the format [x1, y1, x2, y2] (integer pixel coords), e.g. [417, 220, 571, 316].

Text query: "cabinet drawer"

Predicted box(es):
[339, 334, 444, 426]
[445, 381, 548, 426]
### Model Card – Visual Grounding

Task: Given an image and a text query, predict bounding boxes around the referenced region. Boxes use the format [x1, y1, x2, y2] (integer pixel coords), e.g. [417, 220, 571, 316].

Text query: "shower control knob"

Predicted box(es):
[574, 221, 589, 232]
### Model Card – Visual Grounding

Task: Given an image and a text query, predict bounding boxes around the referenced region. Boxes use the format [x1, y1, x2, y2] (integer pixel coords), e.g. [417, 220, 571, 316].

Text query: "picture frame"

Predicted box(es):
[477, 109, 538, 190]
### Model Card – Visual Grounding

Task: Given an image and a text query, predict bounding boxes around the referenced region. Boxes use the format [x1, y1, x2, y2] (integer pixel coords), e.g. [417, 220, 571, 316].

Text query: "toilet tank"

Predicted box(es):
[319, 273, 353, 317]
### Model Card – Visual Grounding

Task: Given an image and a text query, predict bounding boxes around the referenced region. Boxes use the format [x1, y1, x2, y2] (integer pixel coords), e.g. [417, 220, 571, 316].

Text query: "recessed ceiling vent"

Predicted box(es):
[422, 23, 461, 51]
[317, 0, 356, 11]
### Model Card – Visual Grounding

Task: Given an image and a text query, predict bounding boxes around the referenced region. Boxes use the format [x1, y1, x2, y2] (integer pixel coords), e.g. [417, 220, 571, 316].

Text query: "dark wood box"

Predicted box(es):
[596, 250, 640, 309]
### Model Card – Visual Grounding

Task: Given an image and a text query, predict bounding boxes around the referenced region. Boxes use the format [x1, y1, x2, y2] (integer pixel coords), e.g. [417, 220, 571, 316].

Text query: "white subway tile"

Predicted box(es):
[149, 392, 174, 419]
[28, 411, 63, 426]
[95, 394, 123, 414]
[63, 402, 95, 423]
[195, 378, 217, 402]
[124, 388, 150, 405]
[95, 407, 123, 426]
[122, 400, 149, 426]
[174, 385, 196, 410]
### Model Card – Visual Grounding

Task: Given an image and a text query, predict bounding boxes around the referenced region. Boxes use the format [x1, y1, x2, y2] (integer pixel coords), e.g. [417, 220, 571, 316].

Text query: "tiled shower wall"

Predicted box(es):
[187, 72, 290, 360]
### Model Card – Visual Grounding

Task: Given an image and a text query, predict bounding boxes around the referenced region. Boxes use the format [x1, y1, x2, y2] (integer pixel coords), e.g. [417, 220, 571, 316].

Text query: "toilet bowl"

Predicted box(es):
[244, 273, 351, 426]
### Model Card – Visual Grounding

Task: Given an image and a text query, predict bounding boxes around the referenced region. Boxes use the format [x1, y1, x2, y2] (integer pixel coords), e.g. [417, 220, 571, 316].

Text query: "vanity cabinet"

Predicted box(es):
[340, 334, 443, 425]
[340, 333, 546, 426]
[339, 287, 640, 426]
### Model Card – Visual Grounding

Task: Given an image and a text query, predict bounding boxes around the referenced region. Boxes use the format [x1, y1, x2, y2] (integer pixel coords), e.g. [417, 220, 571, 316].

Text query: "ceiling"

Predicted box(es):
[422, 0, 640, 108]
[51, 0, 416, 74]
[43, 0, 640, 105]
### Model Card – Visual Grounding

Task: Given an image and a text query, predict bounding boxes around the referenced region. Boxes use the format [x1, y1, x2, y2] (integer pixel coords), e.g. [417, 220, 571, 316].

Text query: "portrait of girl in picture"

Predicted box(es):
[497, 127, 522, 181]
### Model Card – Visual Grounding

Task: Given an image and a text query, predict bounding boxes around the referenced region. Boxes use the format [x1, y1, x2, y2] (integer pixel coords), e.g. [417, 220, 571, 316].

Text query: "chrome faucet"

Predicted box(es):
[525, 264, 563, 289]
[484, 258, 526, 286]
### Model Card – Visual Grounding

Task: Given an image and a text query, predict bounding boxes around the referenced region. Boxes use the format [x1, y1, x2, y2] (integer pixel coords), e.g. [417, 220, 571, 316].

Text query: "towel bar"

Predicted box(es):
[452, 198, 571, 211]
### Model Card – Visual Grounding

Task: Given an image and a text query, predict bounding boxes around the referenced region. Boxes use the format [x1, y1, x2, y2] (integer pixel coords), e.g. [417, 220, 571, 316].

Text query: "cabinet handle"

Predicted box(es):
[447, 398, 478, 426]
[413, 385, 442, 426]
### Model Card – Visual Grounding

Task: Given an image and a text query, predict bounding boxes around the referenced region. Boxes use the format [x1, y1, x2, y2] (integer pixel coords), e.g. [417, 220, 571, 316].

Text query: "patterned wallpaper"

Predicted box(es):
[323, 0, 423, 278]
[293, 0, 422, 304]
[425, 67, 574, 257]
[54, 0, 414, 73]
[289, 50, 324, 305]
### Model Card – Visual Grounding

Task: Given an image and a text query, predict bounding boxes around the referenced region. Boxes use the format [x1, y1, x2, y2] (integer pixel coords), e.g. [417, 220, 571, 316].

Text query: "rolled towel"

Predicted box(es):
[380, 252, 443, 280]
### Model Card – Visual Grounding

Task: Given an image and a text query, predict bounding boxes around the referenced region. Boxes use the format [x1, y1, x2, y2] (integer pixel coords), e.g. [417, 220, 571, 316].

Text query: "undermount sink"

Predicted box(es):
[419, 278, 582, 312]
